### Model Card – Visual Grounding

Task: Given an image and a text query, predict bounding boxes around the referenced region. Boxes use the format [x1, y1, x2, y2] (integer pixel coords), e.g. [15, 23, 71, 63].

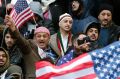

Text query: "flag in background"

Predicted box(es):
[10, 0, 33, 29]
[11, 0, 33, 5]
[0, 0, 2, 7]
[36, 41, 120, 79]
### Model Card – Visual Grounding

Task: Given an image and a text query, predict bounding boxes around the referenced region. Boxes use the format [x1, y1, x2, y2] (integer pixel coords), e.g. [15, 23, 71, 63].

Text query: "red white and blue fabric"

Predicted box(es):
[36, 41, 120, 79]
[10, 0, 33, 29]
[56, 49, 74, 66]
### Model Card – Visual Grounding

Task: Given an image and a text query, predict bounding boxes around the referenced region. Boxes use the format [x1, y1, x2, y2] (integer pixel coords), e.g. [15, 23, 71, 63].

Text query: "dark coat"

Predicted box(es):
[11, 29, 57, 79]
[1, 28, 23, 67]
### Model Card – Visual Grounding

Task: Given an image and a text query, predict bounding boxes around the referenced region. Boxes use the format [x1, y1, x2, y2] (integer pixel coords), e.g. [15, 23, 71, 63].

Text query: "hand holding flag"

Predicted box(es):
[10, 0, 33, 29]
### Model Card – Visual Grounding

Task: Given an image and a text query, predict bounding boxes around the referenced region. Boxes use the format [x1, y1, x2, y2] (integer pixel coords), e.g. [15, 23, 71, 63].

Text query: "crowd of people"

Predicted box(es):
[0, 0, 120, 79]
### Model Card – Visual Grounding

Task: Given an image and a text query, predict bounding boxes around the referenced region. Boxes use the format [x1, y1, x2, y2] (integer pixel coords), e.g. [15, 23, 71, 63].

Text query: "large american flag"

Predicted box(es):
[10, 0, 33, 29]
[36, 41, 120, 79]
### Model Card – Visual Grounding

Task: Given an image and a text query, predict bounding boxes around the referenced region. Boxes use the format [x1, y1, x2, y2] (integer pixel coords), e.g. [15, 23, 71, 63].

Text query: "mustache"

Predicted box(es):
[0, 59, 4, 62]
[103, 19, 109, 22]
[6, 41, 13, 44]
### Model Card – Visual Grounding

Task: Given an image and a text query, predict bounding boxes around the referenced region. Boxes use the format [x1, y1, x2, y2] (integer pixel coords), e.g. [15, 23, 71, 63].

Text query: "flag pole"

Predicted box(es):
[32, 16, 38, 29]
[4, 0, 7, 15]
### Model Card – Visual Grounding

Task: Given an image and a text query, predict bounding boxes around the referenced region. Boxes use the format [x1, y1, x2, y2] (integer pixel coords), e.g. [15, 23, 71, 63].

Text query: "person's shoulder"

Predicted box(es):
[50, 33, 57, 39]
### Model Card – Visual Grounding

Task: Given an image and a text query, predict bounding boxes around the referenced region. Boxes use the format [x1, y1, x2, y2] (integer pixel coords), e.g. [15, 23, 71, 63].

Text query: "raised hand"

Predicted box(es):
[4, 15, 16, 32]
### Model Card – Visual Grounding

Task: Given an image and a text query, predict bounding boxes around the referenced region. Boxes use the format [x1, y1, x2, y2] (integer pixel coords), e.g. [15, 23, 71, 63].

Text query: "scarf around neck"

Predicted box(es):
[57, 31, 72, 56]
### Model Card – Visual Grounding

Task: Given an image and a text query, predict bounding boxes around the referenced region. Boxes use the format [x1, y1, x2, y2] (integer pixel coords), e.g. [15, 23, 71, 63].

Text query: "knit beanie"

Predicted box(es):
[98, 3, 113, 16]
[59, 13, 72, 22]
[86, 22, 101, 34]
[34, 26, 50, 36]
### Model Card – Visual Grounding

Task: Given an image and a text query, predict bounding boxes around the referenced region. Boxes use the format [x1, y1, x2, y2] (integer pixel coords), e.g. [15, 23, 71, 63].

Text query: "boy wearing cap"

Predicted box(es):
[5, 15, 58, 79]
[97, 3, 120, 47]
[50, 13, 73, 57]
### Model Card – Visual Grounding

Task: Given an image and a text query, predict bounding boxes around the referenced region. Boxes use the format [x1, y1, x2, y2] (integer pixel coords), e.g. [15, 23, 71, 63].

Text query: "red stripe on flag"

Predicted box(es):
[10, 3, 34, 29]
[36, 53, 97, 79]
[16, 11, 33, 28]
[76, 74, 97, 79]
[36, 62, 94, 79]
[17, 13, 33, 29]
[14, 7, 31, 23]
[36, 53, 89, 70]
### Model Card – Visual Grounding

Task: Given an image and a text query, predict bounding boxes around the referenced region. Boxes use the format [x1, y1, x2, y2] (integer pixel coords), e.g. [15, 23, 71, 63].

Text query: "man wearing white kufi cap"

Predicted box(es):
[50, 13, 73, 57]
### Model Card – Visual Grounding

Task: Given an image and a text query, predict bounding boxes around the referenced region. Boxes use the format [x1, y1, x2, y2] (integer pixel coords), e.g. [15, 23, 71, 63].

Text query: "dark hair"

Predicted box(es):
[70, 0, 83, 18]
[71, 0, 83, 5]
[97, 3, 113, 16]
[4, 28, 15, 39]
[86, 22, 101, 34]
[1, 28, 16, 50]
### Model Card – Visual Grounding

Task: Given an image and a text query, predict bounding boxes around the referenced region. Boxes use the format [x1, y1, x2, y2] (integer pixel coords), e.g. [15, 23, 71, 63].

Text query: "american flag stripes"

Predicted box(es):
[36, 41, 120, 79]
[10, 0, 33, 29]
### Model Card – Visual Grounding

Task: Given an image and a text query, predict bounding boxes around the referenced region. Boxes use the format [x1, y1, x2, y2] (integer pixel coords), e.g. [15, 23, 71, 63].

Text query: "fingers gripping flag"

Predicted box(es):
[36, 41, 120, 79]
[10, 0, 34, 29]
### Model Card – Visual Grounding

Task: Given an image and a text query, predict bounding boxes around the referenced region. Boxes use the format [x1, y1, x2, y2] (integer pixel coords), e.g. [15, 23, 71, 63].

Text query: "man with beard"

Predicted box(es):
[1, 28, 23, 67]
[97, 3, 120, 47]
[5, 15, 58, 78]
[84, 22, 102, 50]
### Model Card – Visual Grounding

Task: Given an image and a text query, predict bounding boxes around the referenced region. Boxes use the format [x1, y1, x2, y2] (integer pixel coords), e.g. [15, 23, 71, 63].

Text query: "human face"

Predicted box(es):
[0, 51, 7, 66]
[5, 33, 15, 49]
[34, 32, 50, 50]
[98, 10, 112, 27]
[86, 28, 99, 41]
[59, 17, 73, 33]
[72, 1, 80, 11]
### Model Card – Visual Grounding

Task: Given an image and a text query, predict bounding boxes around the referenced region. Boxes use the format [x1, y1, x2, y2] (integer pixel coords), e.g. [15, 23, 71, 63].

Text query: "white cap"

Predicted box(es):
[59, 13, 72, 22]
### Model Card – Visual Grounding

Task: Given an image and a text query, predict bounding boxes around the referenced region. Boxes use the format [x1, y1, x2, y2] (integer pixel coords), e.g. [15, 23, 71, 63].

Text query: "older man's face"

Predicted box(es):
[98, 10, 112, 27]
[34, 32, 50, 50]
